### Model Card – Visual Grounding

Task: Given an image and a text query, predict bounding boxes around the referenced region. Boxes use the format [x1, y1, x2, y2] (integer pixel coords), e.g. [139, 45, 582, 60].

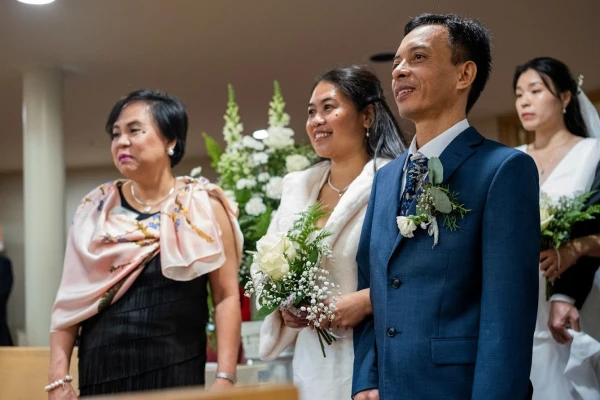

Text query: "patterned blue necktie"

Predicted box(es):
[400, 154, 428, 216]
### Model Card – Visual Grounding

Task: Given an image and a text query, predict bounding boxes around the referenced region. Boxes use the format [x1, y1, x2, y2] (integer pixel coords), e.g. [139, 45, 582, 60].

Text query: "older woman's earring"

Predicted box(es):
[167, 147, 175, 156]
[366, 129, 370, 138]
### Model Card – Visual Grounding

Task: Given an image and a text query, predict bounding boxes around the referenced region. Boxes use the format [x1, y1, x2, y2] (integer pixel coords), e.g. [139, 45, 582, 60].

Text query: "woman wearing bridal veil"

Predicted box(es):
[514, 57, 600, 400]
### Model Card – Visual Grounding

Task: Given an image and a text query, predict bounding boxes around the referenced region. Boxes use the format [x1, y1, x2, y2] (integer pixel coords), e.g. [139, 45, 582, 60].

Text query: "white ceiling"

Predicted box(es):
[0, 0, 598, 172]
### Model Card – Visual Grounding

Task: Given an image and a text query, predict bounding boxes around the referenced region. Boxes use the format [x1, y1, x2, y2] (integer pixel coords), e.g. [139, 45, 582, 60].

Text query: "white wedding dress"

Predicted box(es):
[518, 138, 600, 400]
[255, 159, 387, 400]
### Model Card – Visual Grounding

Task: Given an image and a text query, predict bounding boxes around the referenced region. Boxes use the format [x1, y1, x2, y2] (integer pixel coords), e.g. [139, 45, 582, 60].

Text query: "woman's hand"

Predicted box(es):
[281, 309, 309, 329]
[540, 242, 580, 281]
[47, 382, 77, 400]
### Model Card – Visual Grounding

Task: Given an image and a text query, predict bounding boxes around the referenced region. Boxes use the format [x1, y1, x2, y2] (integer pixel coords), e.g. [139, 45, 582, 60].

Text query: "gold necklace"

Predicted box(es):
[130, 181, 176, 213]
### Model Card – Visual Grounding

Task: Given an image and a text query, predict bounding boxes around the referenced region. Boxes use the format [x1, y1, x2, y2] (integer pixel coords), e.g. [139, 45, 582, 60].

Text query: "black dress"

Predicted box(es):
[78, 188, 208, 397]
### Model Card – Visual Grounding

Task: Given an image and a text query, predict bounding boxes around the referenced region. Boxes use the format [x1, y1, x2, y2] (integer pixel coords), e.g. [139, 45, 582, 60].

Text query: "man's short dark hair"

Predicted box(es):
[405, 13, 492, 114]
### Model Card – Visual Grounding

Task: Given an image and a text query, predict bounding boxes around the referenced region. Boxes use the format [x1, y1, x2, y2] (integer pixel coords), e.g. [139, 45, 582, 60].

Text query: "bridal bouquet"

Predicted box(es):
[540, 191, 600, 299]
[244, 203, 340, 357]
[196, 82, 318, 287]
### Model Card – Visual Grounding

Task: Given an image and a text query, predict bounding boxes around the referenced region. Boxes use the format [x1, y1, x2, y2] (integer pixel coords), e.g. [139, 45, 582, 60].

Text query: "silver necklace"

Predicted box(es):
[530, 136, 573, 177]
[130, 181, 176, 213]
[327, 174, 351, 197]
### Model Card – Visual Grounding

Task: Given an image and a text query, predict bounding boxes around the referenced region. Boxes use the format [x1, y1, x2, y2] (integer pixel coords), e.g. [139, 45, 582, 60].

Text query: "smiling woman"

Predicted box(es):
[254, 66, 404, 400]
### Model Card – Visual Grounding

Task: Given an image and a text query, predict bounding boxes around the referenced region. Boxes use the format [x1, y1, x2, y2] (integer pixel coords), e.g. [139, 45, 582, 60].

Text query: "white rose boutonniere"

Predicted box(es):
[399, 157, 470, 246]
[396, 216, 418, 238]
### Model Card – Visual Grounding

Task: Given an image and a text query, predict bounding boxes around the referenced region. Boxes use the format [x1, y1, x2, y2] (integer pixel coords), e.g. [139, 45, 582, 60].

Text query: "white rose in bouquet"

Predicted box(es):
[264, 126, 294, 149]
[255, 232, 296, 280]
[286, 154, 311, 173]
[540, 207, 555, 231]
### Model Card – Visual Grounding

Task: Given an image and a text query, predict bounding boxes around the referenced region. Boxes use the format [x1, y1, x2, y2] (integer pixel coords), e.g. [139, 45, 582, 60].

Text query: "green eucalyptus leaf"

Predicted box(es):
[428, 157, 444, 184]
[429, 187, 453, 213]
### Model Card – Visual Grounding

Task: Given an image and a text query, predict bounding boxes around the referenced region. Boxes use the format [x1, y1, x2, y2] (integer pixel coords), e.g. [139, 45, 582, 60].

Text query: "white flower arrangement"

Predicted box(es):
[245, 203, 339, 357]
[266, 177, 284, 200]
[195, 82, 318, 286]
[286, 154, 312, 173]
[245, 197, 268, 217]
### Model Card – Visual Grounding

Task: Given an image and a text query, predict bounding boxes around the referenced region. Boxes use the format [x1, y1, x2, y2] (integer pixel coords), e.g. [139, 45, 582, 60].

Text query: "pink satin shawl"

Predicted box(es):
[50, 176, 243, 332]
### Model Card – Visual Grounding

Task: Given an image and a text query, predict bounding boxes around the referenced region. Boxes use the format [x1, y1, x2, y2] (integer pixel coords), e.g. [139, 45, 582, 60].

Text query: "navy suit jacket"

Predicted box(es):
[352, 127, 540, 400]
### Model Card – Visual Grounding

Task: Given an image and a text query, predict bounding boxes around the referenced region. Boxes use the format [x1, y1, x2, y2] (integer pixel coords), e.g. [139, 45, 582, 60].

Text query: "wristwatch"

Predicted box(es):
[215, 371, 237, 384]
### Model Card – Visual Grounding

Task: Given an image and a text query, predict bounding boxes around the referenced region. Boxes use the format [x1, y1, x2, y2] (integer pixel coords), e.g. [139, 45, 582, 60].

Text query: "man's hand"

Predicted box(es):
[354, 389, 379, 400]
[327, 290, 372, 331]
[548, 301, 580, 344]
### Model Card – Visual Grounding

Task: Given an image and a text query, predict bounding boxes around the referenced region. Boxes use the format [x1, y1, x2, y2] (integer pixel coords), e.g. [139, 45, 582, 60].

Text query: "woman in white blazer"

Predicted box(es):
[256, 65, 406, 400]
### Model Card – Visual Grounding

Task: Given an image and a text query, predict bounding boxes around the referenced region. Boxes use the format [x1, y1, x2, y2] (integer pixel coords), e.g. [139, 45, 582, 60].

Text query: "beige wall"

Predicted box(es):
[471, 117, 500, 142]
[1, 157, 214, 342]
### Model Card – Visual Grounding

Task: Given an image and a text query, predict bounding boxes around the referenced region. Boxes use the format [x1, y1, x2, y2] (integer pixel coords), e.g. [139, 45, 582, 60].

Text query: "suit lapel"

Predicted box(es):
[387, 127, 484, 266]
[384, 152, 409, 261]
[438, 127, 482, 184]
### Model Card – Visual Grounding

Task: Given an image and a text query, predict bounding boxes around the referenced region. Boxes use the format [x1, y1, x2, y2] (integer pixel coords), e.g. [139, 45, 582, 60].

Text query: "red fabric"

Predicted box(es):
[239, 284, 251, 321]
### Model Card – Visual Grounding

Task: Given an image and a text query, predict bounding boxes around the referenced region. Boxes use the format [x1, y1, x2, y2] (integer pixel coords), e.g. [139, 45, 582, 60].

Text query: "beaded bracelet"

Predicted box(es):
[44, 375, 73, 392]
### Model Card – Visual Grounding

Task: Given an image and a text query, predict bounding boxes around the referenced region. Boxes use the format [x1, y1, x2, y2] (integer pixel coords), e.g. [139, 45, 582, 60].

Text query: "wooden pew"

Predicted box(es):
[0, 347, 297, 400]
[87, 385, 298, 399]
[0, 347, 79, 400]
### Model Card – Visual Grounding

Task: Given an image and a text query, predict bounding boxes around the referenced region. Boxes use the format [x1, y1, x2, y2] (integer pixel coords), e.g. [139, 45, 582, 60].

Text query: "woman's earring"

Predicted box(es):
[562, 108, 567, 114]
[167, 147, 175, 156]
[366, 129, 370, 138]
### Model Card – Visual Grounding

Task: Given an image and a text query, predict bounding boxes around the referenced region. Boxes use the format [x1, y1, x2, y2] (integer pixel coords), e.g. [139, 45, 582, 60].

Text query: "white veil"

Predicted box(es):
[577, 75, 600, 138]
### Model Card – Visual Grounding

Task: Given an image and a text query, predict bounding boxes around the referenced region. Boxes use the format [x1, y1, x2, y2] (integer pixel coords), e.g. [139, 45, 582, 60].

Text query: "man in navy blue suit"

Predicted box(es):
[352, 14, 539, 400]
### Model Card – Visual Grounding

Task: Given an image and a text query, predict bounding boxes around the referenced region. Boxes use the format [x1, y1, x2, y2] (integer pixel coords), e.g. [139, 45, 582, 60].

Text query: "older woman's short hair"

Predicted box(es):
[106, 89, 188, 167]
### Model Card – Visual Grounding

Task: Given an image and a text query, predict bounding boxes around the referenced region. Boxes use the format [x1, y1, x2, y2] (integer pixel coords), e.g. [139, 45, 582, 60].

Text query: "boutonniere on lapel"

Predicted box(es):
[396, 157, 470, 246]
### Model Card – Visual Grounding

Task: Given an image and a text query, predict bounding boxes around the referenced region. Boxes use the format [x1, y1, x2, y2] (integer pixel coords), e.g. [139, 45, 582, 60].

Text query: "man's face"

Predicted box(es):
[392, 25, 463, 123]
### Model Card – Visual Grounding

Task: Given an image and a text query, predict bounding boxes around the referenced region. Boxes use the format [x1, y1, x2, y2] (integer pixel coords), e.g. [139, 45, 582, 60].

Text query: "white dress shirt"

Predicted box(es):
[401, 119, 470, 193]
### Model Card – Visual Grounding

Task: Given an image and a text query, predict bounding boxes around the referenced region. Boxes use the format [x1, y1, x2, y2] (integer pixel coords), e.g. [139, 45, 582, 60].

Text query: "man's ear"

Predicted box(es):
[457, 61, 477, 91]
